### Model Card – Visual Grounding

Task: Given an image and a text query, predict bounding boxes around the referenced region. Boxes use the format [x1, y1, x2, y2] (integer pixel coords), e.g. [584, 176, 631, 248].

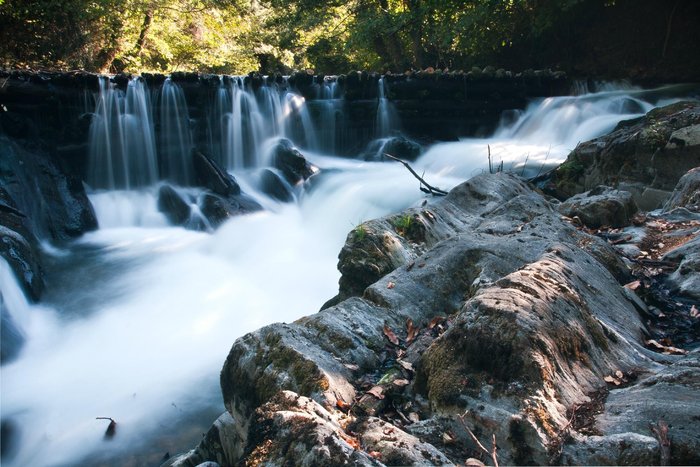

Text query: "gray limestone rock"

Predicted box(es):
[558, 186, 638, 228]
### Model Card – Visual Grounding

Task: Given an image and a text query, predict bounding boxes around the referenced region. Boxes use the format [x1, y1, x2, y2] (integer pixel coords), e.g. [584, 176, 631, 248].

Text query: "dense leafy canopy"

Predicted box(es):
[0, 0, 697, 79]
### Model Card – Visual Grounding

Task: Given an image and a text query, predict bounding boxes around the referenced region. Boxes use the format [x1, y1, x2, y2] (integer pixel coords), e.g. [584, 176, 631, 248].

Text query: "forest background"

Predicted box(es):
[0, 0, 698, 82]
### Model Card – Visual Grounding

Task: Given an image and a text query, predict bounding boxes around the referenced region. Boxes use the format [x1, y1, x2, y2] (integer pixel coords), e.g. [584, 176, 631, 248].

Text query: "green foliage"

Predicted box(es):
[1, 0, 688, 77]
[353, 224, 368, 243]
[393, 214, 413, 233]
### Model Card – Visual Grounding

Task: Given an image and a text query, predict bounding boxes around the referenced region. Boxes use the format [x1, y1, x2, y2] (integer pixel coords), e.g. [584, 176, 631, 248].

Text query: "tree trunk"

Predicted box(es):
[134, 10, 154, 57]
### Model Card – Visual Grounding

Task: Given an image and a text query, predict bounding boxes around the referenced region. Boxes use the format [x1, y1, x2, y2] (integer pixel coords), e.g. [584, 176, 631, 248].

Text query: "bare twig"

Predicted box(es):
[383, 153, 448, 196]
[458, 412, 499, 467]
[650, 420, 671, 466]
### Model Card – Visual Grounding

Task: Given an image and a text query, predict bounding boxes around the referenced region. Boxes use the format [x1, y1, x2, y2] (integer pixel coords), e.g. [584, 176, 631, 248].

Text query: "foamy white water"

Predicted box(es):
[0, 83, 691, 466]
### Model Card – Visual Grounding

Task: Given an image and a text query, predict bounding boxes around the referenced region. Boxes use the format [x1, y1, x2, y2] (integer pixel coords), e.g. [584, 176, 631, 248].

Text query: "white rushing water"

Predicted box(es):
[0, 82, 690, 466]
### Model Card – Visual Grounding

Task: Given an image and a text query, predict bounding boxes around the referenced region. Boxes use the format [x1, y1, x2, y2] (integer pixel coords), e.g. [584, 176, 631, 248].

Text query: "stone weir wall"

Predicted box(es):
[0, 68, 569, 166]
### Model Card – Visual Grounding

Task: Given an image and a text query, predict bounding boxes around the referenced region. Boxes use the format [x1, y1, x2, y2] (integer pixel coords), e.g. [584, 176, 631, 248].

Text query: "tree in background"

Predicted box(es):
[1, 0, 698, 81]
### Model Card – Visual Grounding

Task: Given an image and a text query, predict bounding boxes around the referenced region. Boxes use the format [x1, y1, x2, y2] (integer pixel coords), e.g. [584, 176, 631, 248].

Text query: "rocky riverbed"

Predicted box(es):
[1, 78, 698, 465]
[163, 103, 700, 466]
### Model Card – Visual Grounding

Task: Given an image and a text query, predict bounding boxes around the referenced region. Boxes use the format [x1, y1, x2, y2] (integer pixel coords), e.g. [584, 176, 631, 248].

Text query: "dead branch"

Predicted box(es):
[458, 412, 499, 467]
[96, 417, 117, 439]
[650, 420, 671, 466]
[383, 153, 448, 196]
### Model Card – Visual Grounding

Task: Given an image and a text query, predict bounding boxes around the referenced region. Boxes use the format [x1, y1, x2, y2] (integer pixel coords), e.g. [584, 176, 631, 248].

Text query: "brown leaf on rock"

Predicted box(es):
[428, 316, 445, 329]
[691, 305, 699, 318]
[387, 281, 396, 289]
[397, 360, 414, 372]
[383, 324, 399, 346]
[336, 399, 351, 412]
[340, 433, 361, 450]
[367, 385, 385, 399]
[406, 318, 420, 344]
[369, 451, 382, 459]
[645, 339, 688, 355]
[624, 280, 641, 290]
[393, 378, 410, 387]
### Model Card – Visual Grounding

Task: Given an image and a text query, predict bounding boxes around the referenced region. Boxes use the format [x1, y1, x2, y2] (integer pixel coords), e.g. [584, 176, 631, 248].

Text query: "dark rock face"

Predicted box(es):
[271, 138, 316, 185]
[548, 101, 700, 207]
[558, 186, 638, 228]
[0, 136, 97, 242]
[0, 189, 44, 301]
[157, 185, 192, 226]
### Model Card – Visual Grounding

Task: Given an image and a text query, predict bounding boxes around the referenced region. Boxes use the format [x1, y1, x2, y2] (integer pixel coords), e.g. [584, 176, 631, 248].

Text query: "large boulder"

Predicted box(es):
[206, 173, 661, 466]
[664, 167, 700, 213]
[562, 351, 700, 466]
[548, 101, 700, 208]
[558, 186, 638, 228]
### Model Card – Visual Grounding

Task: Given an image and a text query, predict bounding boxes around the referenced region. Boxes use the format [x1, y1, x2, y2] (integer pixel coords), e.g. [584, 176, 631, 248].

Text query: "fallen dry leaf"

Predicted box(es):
[367, 385, 385, 399]
[336, 399, 351, 412]
[393, 378, 410, 387]
[615, 370, 624, 379]
[645, 339, 688, 355]
[368, 451, 382, 459]
[397, 360, 414, 372]
[428, 316, 445, 329]
[341, 433, 361, 450]
[408, 412, 420, 423]
[383, 324, 399, 346]
[387, 281, 395, 289]
[624, 280, 641, 290]
[691, 305, 699, 318]
[406, 318, 420, 344]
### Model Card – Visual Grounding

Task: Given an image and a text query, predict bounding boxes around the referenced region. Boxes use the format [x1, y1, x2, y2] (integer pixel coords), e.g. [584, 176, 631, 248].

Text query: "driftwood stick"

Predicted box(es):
[383, 153, 448, 196]
[458, 412, 499, 467]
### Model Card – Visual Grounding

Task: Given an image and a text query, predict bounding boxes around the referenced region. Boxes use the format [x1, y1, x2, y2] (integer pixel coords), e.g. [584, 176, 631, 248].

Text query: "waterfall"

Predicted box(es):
[3, 82, 691, 467]
[376, 77, 398, 138]
[158, 78, 195, 184]
[88, 77, 158, 189]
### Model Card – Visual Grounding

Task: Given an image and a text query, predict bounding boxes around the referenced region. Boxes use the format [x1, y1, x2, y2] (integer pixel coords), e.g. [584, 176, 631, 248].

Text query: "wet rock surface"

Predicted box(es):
[547, 101, 700, 206]
[170, 171, 699, 466]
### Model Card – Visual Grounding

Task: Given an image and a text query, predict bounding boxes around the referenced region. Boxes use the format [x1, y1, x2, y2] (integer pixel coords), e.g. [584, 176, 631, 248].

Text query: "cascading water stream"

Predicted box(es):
[159, 78, 195, 184]
[0, 82, 690, 467]
[88, 77, 158, 189]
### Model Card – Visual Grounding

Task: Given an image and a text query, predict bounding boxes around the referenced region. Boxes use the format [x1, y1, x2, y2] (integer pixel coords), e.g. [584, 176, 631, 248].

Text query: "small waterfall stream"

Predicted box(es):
[0, 79, 690, 466]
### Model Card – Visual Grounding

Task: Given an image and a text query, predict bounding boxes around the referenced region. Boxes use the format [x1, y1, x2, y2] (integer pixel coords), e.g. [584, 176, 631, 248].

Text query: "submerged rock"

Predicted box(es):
[157, 185, 192, 226]
[198, 192, 262, 229]
[271, 138, 316, 185]
[192, 149, 241, 197]
[548, 101, 700, 207]
[257, 169, 294, 202]
[363, 136, 423, 162]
